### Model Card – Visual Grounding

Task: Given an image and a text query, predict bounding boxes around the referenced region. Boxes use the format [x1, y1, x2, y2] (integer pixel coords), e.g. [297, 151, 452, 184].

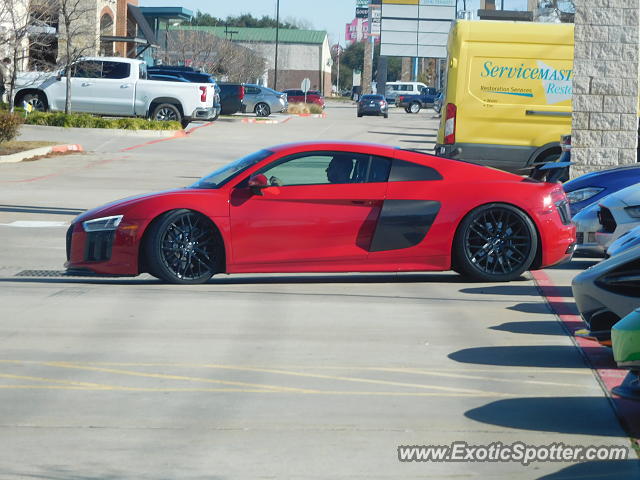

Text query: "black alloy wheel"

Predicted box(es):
[454, 204, 537, 282]
[145, 209, 221, 284]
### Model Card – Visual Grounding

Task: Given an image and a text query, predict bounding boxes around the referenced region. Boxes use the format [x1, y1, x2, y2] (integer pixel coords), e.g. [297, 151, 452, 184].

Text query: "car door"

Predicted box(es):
[243, 85, 260, 111]
[68, 60, 103, 113]
[96, 61, 135, 115]
[228, 151, 391, 272]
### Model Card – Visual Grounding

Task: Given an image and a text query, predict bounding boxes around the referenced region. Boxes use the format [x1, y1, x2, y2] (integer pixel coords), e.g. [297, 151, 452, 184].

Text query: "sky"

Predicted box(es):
[140, 0, 528, 46]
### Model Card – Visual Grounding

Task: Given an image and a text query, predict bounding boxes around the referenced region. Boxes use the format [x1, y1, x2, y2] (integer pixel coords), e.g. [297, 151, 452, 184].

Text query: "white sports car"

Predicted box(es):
[595, 183, 640, 251]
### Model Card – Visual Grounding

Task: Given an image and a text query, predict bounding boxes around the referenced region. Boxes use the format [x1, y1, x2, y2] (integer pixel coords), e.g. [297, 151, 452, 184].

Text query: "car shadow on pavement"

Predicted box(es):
[537, 460, 640, 480]
[0, 204, 85, 215]
[465, 397, 628, 437]
[507, 302, 553, 314]
[489, 321, 574, 336]
[460, 285, 573, 297]
[368, 130, 437, 138]
[448, 345, 594, 368]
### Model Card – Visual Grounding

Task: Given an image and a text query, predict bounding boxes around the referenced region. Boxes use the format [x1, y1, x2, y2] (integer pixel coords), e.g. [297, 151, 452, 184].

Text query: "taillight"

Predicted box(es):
[444, 103, 457, 144]
[199, 86, 207, 102]
[239, 86, 245, 100]
[398, 96, 404, 103]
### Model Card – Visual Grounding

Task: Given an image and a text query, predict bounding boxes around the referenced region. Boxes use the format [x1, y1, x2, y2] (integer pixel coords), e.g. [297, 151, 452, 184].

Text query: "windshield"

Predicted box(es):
[190, 149, 273, 189]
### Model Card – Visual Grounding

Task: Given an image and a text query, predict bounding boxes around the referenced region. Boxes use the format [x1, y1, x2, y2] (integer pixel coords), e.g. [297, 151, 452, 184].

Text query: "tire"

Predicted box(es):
[409, 102, 421, 114]
[357, 113, 363, 118]
[20, 92, 47, 112]
[152, 103, 182, 124]
[384, 112, 389, 118]
[453, 203, 538, 282]
[144, 209, 222, 285]
[404, 107, 411, 113]
[255, 102, 271, 117]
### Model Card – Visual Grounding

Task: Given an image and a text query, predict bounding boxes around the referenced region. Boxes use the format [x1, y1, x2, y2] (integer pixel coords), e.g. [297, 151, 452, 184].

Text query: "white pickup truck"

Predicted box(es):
[14, 57, 217, 127]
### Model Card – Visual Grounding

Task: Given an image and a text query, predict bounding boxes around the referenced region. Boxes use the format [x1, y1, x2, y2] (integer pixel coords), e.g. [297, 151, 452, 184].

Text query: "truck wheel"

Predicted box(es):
[20, 92, 47, 112]
[409, 102, 421, 114]
[404, 107, 411, 113]
[152, 103, 182, 124]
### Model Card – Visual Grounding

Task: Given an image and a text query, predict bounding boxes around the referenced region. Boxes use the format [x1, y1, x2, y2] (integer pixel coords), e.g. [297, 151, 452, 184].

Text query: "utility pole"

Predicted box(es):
[274, 0, 280, 90]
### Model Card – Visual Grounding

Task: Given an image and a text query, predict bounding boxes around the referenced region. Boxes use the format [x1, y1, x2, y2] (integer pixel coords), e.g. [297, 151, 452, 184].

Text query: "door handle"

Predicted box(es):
[81, 82, 93, 87]
[120, 84, 131, 89]
[351, 200, 373, 206]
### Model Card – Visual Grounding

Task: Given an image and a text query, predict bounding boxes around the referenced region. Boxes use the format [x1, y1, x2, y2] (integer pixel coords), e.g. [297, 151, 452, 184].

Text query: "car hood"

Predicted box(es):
[73, 188, 195, 223]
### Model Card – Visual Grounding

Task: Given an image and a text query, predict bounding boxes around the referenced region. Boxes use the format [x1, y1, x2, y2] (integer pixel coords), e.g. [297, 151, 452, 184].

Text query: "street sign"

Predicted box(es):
[356, 7, 369, 18]
[301, 78, 311, 93]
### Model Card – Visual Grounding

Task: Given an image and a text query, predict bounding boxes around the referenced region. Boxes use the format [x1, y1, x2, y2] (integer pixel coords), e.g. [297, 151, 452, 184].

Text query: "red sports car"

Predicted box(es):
[65, 142, 576, 284]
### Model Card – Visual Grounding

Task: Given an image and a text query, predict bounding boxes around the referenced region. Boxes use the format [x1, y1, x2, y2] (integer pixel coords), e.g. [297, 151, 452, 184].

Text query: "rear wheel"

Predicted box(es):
[383, 112, 389, 118]
[404, 107, 411, 113]
[255, 102, 271, 117]
[453, 204, 537, 282]
[152, 103, 182, 124]
[144, 209, 222, 284]
[409, 102, 421, 114]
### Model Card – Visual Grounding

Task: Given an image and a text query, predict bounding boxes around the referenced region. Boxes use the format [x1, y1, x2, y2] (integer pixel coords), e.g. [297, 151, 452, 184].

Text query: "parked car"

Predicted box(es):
[611, 309, 640, 400]
[572, 243, 640, 346]
[396, 87, 439, 114]
[595, 183, 640, 252]
[218, 83, 245, 115]
[564, 158, 640, 216]
[572, 201, 606, 256]
[433, 91, 443, 114]
[357, 95, 388, 118]
[14, 57, 215, 127]
[242, 84, 288, 117]
[384, 81, 428, 105]
[147, 66, 220, 121]
[65, 141, 575, 284]
[607, 225, 640, 258]
[282, 89, 325, 108]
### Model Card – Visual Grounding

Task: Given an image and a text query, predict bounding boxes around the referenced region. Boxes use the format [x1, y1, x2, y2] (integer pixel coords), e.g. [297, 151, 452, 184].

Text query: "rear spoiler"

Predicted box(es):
[520, 161, 573, 183]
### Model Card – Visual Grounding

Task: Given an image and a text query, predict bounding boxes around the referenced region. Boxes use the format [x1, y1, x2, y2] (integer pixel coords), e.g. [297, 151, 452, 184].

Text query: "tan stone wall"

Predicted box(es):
[571, 0, 640, 177]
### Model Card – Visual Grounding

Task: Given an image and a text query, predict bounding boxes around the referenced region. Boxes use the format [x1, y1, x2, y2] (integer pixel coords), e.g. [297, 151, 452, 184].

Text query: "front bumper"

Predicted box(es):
[65, 222, 140, 276]
[573, 207, 605, 255]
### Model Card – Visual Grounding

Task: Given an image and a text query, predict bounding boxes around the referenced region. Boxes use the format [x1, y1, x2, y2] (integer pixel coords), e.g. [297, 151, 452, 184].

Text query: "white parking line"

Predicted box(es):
[0, 221, 69, 228]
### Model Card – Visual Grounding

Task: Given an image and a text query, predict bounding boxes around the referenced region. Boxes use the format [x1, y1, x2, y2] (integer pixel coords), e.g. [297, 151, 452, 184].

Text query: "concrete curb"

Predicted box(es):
[0, 144, 84, 164]
[20, 124, 181, 137]
[241, 117, 291, 125]
[288, 113, 327, 118]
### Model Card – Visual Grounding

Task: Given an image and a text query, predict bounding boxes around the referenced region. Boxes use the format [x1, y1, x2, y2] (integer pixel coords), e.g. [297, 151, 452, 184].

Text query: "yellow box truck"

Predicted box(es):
[435, 20, 574, 172]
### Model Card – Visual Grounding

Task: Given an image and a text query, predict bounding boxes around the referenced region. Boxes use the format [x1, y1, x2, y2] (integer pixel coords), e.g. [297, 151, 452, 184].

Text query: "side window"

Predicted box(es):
[245, 86, 260, 95]
[389, 159, 443, 182]
[102, 61, 130, 79]
[139, 63, 147, 80]
[258, 152, 392, 186]
[71, 61, 102, 78]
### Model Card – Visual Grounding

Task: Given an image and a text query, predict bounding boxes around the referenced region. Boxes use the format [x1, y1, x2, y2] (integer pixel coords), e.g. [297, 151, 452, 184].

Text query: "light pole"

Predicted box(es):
[274, 0, 280, 90]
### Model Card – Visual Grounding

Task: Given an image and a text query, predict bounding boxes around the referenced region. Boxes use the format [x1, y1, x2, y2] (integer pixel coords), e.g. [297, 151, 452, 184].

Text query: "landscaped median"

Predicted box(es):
[22, 111, 182, 130]
[0, 142, 83, 163]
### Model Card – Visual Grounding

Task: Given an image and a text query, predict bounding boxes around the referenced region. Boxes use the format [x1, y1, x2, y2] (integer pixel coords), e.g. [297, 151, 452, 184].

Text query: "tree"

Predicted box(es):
[162, 29, 266, 83]
[57, 0, 99, 114]
[190, 11, 302, 30]
[0, 0, 57, 111]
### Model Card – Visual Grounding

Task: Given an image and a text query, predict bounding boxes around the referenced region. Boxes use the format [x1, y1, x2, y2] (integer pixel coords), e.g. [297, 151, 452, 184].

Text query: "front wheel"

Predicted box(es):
[152, 103, 183, 124]
[20, 92, 47, 111]
[144, 209, 222, 284]
[255, 102, 271, 117]
[453, 204, 537, 282]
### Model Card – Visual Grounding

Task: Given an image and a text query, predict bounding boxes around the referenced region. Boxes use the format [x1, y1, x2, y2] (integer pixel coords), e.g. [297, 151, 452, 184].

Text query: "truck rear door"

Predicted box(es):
[97, 61, 136, 115]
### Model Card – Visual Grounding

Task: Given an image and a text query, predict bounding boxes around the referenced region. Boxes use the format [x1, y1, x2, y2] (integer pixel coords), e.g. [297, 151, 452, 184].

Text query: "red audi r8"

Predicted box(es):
[65, 142, 576, 284]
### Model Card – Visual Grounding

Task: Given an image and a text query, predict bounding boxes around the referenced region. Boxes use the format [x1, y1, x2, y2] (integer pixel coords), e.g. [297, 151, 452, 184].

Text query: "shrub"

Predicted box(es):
[308, 104, 324, 114]
[287, 103, 310, 114]
[0, 111, 23, 143]
[22, 112, 181, 131]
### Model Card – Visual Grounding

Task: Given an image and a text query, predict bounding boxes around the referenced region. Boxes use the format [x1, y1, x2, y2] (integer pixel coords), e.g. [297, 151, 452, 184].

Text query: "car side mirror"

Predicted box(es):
[56, 73, 62, 81]
[248, 173, 268, 195]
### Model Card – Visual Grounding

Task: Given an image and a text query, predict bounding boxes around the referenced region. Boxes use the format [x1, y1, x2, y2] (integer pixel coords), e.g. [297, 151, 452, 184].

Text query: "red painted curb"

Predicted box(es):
[532, 270, 640, 440]
[51, 144, 84, 153]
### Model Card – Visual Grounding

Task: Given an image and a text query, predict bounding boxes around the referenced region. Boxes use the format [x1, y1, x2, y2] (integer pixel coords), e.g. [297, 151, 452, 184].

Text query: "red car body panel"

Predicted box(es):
[65, 142, 575, 277]
[283, 90, 325, 108]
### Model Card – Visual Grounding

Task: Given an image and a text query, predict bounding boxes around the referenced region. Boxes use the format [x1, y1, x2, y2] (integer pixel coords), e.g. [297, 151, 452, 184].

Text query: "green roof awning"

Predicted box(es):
[171, 26, 327, 45]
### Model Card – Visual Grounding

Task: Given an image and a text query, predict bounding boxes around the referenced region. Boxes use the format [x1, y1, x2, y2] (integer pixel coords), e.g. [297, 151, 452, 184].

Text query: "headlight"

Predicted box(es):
[625, 206, 640, 218]
[566, 187, 604, 204]
[82, 215, 123, 232]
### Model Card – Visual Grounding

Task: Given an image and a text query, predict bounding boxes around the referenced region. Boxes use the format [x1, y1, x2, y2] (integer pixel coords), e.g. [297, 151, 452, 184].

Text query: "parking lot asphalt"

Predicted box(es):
[0, 102, 638, 479]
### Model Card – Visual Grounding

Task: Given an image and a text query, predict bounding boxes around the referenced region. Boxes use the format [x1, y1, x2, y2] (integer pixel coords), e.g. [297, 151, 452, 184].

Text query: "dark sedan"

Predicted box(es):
[357, 95, 388, 118]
